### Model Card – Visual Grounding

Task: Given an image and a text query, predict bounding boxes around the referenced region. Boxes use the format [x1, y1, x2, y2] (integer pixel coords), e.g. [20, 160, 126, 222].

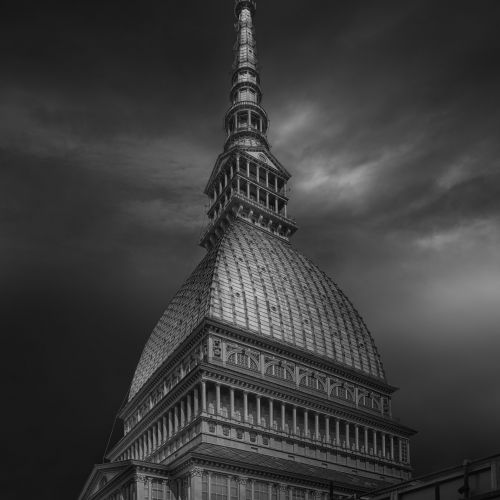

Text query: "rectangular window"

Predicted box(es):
[401, 440, 409, 463]
[151, 480, 163, 500]
[230, 478, 239, 500]
[211, 475, 228, 500]
[202, 475, 209, 500]
[254, 482, 268, 500]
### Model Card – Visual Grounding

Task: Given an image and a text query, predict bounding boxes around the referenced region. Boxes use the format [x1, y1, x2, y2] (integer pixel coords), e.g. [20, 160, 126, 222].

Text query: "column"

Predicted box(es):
[216, 384, 221, 415]
[281, 403, 286, 431]
[275, 177, 278, 191]
[355, 425, 360, 450]
[162, 416, 167, 442]
[201, 382, 207, 412]
[148, 429, 152, 455]
[190, 469, 203, 500]
[243, 392, 248, 422]
[247, 160, 250, 177]
[256, 395, 261, 425]
[345, 422, 350, 448]
[266, 171, 269, 188]
[174, 406, 179, 433]
[238, 478, 248, 500]
[257, 188, 260, 204]
[269, 399, 274, 428]
[304, 410, 309, 437]
[162, 480, 168, 500]
[292, 406, 297, 434]
[256, 165, 260, 183]
[364, 427, 369, 453]
[279, 485, 288, 500]
[390, 436, 395, 460]
[398, 438, 402, 462]
[248, 110, 251, 128]
[236, 154, 240, 172]
[266, 192, 269, 209]
[314, 413, 321, 440]
[180, 399, 185, 427]
[135, 477, 145, 500]
[335, 419, 340, 444]
[152, 424, 157, 450]
[187, 393, 192, 422]
[168, 411, 173, 438]
[382, 433, 386, 458]
[247, 183, 250, 198]
[194, 387, 199, 415]
[230, 388, 235, 418]
[325, 416, 330, 442]
[374, 430, 378, 455]
[237, 176, 241, 194]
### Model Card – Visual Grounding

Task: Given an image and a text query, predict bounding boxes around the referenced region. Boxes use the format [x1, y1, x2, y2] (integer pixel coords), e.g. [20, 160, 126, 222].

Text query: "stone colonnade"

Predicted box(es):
[119, 380, 409, 465]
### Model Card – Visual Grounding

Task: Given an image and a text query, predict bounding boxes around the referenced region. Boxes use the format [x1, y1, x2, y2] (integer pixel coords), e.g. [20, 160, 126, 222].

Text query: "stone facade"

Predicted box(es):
[79, 2, 415, 499]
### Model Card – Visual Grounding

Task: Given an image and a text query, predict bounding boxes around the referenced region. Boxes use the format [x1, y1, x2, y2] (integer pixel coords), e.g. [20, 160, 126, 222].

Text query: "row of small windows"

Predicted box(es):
[126, 353, 199, 432]
[202, 475, 317, 500]
[218, 342, 388, 413]
[232, 69, 258, 85]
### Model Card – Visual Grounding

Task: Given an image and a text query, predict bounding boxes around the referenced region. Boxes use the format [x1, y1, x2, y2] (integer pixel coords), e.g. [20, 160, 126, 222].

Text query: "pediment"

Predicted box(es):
[243, 149, 291, 178]
[79, 462, 131, 500]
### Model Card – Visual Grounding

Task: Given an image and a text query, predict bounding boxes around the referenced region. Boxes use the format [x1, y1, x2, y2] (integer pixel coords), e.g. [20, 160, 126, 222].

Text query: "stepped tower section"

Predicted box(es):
[78, 2, 416, 500]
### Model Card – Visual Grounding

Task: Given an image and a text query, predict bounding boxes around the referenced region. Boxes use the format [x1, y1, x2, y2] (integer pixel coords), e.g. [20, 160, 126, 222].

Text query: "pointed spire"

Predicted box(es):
[224, 0, 269, 151]
[200, 1, 298, 250]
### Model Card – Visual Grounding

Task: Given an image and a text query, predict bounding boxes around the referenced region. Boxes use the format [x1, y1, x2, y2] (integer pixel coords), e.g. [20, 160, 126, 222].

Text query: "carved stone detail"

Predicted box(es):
[191, 467, 204, 477]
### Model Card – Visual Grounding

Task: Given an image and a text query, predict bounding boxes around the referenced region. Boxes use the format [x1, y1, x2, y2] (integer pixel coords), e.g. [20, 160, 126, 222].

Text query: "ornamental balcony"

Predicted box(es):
[224, 100, 268, 124]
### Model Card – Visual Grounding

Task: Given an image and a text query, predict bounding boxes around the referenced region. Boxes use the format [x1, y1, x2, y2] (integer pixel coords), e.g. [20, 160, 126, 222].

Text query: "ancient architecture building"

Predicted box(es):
[79, 1, 416, 499]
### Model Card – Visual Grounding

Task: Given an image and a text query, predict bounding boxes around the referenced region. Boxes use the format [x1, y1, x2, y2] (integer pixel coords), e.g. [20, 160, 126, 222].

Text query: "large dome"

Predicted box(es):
[129, 220, 385, 400]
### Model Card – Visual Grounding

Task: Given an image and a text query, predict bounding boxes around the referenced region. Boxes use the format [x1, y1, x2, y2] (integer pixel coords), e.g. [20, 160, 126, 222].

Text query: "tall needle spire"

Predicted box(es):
[225, 0, 269, 151]
[201, 0, 297, 249]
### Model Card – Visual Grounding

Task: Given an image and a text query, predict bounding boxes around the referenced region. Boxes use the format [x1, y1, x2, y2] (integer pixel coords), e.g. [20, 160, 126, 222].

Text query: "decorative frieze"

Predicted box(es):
[210, 334, 391, 417]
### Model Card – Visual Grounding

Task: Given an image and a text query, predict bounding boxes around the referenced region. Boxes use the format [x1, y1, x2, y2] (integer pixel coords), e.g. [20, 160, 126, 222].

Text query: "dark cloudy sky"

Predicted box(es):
[2, 0, 500, 498]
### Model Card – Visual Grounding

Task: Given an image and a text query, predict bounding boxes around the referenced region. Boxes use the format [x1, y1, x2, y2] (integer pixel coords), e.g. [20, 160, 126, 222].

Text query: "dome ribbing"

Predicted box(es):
[129, 220, 385, 400]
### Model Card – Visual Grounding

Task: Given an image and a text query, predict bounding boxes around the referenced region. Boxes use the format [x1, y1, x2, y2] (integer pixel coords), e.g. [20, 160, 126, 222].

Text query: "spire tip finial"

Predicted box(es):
[235, 0, 256, 17]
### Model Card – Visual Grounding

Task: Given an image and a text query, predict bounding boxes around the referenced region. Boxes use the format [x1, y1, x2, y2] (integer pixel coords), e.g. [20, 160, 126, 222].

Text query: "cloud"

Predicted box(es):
[2, 0, 500, 496]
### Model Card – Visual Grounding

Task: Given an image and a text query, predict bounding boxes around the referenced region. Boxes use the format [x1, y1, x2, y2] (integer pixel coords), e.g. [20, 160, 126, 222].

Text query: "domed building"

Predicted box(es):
[79, 1, 416, 499]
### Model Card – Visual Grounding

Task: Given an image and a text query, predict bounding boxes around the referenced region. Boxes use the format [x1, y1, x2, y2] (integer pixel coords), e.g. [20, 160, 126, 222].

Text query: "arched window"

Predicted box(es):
[266, 363, 285, 379]
[227, 351, 258, 372]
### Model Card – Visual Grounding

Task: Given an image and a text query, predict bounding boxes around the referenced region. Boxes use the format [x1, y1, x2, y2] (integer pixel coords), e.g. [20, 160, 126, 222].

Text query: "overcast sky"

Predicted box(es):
[2, 1, 500, 498]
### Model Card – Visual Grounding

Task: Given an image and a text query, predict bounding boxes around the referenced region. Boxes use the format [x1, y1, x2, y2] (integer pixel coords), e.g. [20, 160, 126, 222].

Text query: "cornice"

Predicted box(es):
[205, 318, 398, 394]
[107, 370, 205, 461]
[122, 321, 207, 417]
[199, 363, 416, 436]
